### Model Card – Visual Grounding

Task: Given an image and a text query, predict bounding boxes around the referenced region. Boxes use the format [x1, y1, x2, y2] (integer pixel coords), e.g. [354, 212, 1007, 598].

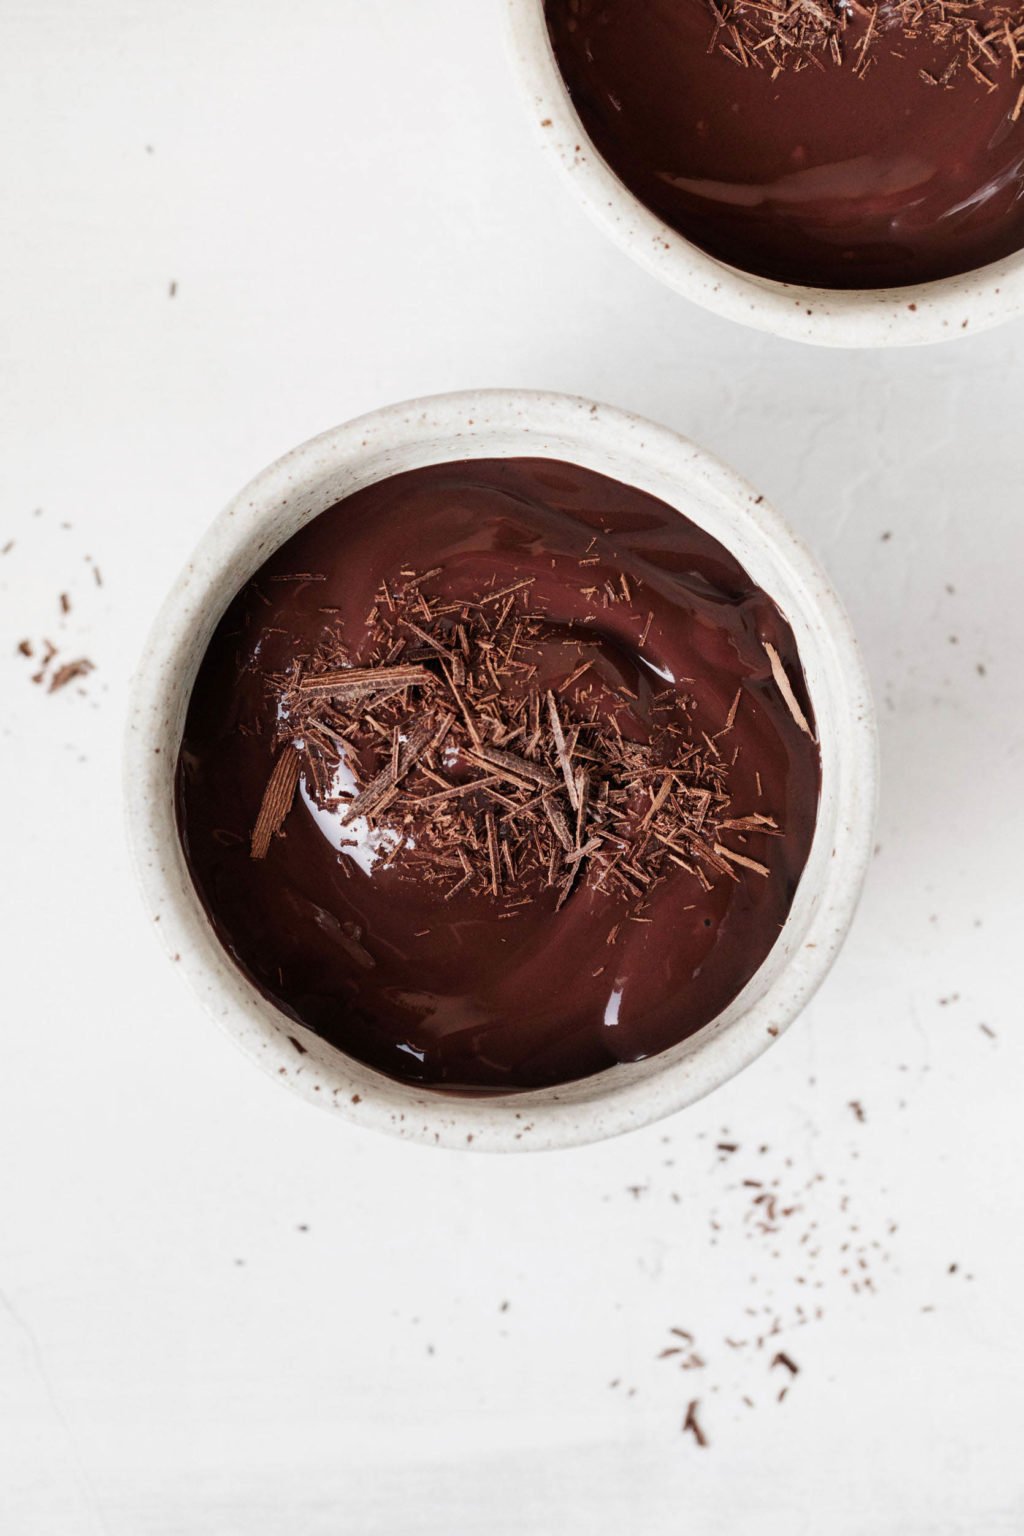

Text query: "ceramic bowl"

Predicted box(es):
[503, 0, 1024, 349]
[124, 390, 876, 1150]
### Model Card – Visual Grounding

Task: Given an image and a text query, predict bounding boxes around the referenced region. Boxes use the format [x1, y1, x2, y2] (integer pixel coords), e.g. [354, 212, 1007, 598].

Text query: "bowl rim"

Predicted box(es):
[502, 0, 1024, 349]
[124, 388, 878, 1152]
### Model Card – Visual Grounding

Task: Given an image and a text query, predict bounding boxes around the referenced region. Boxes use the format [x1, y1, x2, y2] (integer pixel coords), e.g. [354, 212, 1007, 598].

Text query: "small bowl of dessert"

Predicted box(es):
[125, 390, 876, 1150]
[506, 0, 1024, 347]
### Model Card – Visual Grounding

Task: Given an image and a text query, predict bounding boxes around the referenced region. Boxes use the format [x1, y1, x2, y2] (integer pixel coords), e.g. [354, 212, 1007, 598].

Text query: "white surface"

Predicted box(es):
[0, 2, 1021, 1531]
[125, 389, 875, 1151]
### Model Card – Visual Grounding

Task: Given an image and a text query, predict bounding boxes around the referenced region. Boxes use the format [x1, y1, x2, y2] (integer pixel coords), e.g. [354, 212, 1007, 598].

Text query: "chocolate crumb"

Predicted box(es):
[682, 1400, 708, 1447]
[251, 747, 301, 858]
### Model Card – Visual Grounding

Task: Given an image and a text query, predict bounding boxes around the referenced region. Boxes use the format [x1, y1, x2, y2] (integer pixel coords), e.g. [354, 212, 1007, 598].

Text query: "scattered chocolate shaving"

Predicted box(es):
[772, 1351, 800, 1376]
[682, 1400, 708, 1447]
[48, 657, 94, 693]
[763, 641, 815, 740]
[707, 0, 1024, 83]
[297, 664, 431, 701]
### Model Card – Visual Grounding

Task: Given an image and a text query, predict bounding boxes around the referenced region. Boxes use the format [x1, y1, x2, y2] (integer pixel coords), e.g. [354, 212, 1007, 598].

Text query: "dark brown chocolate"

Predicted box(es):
[545, 0, 1024, 289]
[175, 458, 820, 1092]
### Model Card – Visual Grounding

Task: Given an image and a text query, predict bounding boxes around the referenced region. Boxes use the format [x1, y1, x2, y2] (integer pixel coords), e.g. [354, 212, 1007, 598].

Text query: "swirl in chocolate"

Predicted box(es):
[545, 0, 1024, 289]
[176, 459, 820, 1091]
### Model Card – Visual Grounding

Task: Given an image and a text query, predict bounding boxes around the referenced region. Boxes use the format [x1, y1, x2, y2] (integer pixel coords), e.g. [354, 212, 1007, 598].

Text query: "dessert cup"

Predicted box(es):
[503, 0, 1024, 349]
[125, 390, 877, 1150]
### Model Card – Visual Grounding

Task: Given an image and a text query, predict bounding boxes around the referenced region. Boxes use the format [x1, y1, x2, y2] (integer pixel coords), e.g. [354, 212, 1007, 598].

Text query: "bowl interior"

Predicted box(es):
[125, 392, 875, 1149]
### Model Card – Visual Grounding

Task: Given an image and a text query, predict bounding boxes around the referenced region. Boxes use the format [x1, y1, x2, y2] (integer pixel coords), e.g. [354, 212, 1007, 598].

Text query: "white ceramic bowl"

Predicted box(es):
[125, 390, 876, 1151]
[504, 0, 1024, 349]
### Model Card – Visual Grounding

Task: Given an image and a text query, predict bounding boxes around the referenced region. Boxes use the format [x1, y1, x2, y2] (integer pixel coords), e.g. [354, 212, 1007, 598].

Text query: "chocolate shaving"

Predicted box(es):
[251, 747, 301, 858]
[683, 1400, 708, 1448]
[714, 843, 770, 877]
[544, 797, 575, 854]
[468, 745, 557, 790]
[338, 716, 437, 824]
[558, 660, 593, 693]
[485, 810, 501, 896]
[480, 578, 535, 605]
[720, 688, 742, 735]
[296, 664, 431, 701]
[547, 689, 580, 811]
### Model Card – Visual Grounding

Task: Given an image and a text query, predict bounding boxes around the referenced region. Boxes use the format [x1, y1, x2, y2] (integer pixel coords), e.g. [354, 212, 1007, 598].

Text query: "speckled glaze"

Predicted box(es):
[124, 391, 877, 1151]
[504, 0, 1024, 349]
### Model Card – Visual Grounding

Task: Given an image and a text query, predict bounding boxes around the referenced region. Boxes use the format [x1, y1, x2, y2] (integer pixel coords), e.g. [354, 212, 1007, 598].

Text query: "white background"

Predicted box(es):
[2, 3, 1022, 1532]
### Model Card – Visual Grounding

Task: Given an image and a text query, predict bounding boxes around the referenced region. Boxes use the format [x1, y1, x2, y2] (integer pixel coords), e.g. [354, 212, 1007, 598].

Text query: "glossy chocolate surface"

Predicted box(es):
[545, 0, 1024, 289]
[176, 459, 820, 1091]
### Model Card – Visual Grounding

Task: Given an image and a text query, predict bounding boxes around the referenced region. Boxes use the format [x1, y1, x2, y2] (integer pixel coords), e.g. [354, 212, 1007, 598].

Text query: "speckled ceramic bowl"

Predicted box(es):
[124, 390, 876, 1151]
[504, 0, 1024, 349]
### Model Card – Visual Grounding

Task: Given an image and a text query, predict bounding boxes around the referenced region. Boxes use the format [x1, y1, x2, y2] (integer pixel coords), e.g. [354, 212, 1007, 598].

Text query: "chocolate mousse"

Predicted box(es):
[176, 458, 820, 1092]
[545, 0, 1024, 289]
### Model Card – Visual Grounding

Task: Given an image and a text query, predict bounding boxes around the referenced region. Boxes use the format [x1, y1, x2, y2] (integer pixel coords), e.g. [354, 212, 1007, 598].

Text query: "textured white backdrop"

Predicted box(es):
[1, 3, 1022, 1532]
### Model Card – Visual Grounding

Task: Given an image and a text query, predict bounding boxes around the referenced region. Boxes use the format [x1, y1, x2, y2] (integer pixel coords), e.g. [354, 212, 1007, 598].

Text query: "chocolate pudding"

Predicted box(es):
[176, 459, 820, 1092]
[545, 0, 1024, 289]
